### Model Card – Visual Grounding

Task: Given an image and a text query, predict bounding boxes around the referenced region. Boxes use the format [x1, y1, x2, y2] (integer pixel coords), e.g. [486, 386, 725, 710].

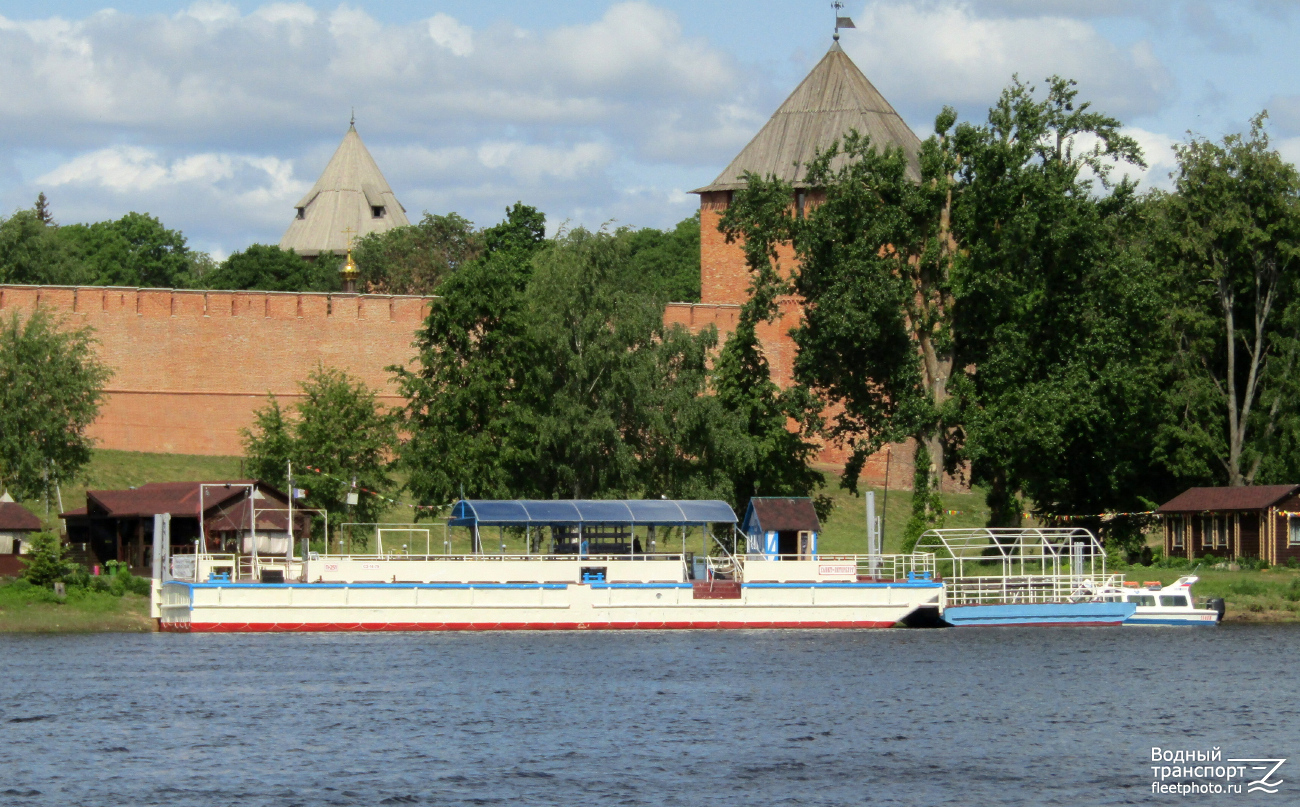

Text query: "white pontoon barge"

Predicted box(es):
[155, 499, 942, 632]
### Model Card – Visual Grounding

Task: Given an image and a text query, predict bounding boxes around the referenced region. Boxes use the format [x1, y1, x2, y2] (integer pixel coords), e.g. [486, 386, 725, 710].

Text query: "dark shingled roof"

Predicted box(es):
[0, 501, 41, 531]
[1158, 485, 1300, 513]
[742, 498, 821, 534]
[67, 481, 287, 520]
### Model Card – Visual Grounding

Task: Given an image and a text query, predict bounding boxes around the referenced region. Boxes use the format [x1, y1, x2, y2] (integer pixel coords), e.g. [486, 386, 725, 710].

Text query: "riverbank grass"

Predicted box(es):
[0, 579, 153, 633]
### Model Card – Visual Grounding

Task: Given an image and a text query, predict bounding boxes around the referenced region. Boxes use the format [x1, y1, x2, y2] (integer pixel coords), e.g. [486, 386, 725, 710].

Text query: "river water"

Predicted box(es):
[1, 626, 1296, 806]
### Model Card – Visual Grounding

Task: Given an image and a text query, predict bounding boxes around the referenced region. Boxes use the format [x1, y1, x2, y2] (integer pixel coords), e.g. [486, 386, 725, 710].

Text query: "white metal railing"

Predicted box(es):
[944, 573, 1122, 606]
[743, 553, 935, 581]
[705, 555, 738, 581]
[307, 552, 688, 562]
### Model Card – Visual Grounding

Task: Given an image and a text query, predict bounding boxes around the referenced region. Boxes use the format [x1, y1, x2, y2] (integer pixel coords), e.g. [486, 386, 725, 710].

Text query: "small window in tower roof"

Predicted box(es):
[295, 207, 305, 220]
[371, 205, 385, 218]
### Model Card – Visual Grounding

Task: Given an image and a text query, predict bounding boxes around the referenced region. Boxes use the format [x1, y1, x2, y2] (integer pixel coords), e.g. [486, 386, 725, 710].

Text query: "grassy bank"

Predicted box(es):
[816, 478, 990, 555]
[0, 580, 153, 633]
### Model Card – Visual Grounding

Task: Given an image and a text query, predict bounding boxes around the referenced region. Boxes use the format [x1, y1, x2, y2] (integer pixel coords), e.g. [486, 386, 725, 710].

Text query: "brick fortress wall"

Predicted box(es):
[0, 285, 433, 456]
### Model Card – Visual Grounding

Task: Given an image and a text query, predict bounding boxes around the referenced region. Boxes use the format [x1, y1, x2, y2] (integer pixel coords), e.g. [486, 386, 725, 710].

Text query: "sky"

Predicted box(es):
[0, 0, 1297, 259]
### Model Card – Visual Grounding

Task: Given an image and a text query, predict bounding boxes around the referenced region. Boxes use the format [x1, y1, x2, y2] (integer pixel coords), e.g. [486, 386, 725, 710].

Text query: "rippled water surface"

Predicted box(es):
[2, 626, 1297, 806]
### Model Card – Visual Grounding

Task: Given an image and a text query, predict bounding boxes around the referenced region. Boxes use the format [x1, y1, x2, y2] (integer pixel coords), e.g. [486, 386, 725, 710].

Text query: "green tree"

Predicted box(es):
[618, 213, 702, 302]
[722, 124, 957, 533]
[1154, 113, 1300, 487]
[21, 532, 75, 588]
[724, 76, 1169, 537]
[59, 212, 197, 288]
[0, 308, 111, 500]
[394, 204, 550, 507]
[944, 80, 1173, 548]
[203, 244, 339, 292]
[0, 201, 89, 286]
[710, 204, 825, 519]
[243, 365, 398, 526]
[353, 212, 484, 295]
[398, 205, 753, 510]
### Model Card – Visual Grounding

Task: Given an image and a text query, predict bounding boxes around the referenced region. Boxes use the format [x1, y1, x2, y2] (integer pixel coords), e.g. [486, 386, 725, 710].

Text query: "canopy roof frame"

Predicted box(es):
[915, 527, 1107, 580]
[448, 499, 738, 528]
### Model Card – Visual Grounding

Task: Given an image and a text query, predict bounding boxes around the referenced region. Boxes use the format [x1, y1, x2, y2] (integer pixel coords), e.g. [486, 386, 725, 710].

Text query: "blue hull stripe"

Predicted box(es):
[944, 602, 1136, 627]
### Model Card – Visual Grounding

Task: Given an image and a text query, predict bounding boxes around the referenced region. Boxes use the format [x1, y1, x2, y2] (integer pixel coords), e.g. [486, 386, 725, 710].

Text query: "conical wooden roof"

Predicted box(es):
[694, 42, 921, 193]
[279, 124, 410, 256]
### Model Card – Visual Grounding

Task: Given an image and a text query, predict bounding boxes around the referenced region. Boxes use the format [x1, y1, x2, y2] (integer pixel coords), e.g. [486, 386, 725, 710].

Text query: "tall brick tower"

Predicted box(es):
[692, 41, 922, 305]
[683, 40, 926, 479]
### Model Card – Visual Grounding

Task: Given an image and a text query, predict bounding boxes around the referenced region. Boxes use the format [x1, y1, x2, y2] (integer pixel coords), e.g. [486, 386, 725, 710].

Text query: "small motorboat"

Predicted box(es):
[1088, 576, 1223, 626]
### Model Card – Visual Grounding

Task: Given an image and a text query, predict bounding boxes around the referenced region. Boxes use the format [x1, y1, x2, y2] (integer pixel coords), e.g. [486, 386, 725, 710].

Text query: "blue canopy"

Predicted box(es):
[448, 499, 737, 528]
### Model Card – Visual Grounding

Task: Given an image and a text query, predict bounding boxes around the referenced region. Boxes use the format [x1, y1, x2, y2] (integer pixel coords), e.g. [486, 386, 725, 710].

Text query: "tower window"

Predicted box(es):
[295, 207, 305, 220]
[371, 205, 385, 218]
[796, 190, 807, 218]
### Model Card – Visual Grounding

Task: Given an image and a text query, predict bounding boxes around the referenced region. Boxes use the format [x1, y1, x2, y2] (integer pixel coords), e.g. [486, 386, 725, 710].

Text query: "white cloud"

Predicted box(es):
[427, 13, 472, 57]
[1277, 137, 1300, 170]
[844, 1, 1172, 125]
[0, 1, 751, 251]
[476, 141, 612, 181]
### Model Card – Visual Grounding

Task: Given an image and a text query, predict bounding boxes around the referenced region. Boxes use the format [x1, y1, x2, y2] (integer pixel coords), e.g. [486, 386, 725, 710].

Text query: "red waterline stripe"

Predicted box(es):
[163, 620, 899, 633]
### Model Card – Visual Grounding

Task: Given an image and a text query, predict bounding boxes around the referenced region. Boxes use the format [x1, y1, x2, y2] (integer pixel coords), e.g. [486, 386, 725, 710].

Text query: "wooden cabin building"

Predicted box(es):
[741, 497, 822, 559]
[60, 481, 311, 575]
[0, 497, 42, 577]
[1158, 485, 1300, 565]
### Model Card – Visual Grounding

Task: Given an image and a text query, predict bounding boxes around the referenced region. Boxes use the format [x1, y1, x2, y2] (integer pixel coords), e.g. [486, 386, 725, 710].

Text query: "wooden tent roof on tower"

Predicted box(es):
[279, 123, 410, 257]
[693, 41, 922, 193]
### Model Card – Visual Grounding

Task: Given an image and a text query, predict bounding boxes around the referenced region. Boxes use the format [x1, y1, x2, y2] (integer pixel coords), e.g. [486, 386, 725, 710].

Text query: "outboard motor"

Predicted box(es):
[1209, 597, 1226, 622]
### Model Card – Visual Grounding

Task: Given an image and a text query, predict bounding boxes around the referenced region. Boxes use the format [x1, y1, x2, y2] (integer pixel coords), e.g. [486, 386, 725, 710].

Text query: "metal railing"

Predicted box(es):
[742, 553, 935, 581]
[944, 574, 1120, 606]
[307, 552, 687, 562]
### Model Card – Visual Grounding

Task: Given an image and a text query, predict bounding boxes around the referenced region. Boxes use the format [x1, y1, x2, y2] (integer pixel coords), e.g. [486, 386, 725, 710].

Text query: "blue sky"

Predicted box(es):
[0, 1, 1296, 258]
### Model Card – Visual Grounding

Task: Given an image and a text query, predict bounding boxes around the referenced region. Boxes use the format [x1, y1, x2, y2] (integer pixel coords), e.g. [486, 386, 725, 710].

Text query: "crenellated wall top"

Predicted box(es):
[0, 285, 438, 324]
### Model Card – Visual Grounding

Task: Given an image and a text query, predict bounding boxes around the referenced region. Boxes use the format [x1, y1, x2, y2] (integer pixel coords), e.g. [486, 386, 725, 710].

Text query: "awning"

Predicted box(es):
[448, 499, 737, 528]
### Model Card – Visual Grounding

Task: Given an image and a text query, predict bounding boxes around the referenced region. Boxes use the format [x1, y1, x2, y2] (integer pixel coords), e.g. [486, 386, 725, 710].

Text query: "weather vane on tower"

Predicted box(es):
[832, 2, 855, 41]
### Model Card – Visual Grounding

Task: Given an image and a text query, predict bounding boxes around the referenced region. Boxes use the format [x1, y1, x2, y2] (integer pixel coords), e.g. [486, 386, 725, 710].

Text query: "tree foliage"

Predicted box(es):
[1154, 113, 1300, 487]
[396, 203, 805, 513]
[21, 532, 75, 588]
[0, 308, 111, 500]
[202, 244, 339, 292]
[723, 76, 1176, 538]
[945, 79, 1175, 545]
[0, 208, 84, 286]
[243, 365, 398, 526]
[353, 212, 484, 295]
[618, 213, 702, 303]
[59, 212, 200, 288]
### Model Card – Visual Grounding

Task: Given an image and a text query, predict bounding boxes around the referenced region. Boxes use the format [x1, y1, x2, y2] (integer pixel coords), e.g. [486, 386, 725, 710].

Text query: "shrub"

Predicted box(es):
[1230, 579, 1266, 597]
[1285, 578, 1300, 603]
[19, 532, 74, 588]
